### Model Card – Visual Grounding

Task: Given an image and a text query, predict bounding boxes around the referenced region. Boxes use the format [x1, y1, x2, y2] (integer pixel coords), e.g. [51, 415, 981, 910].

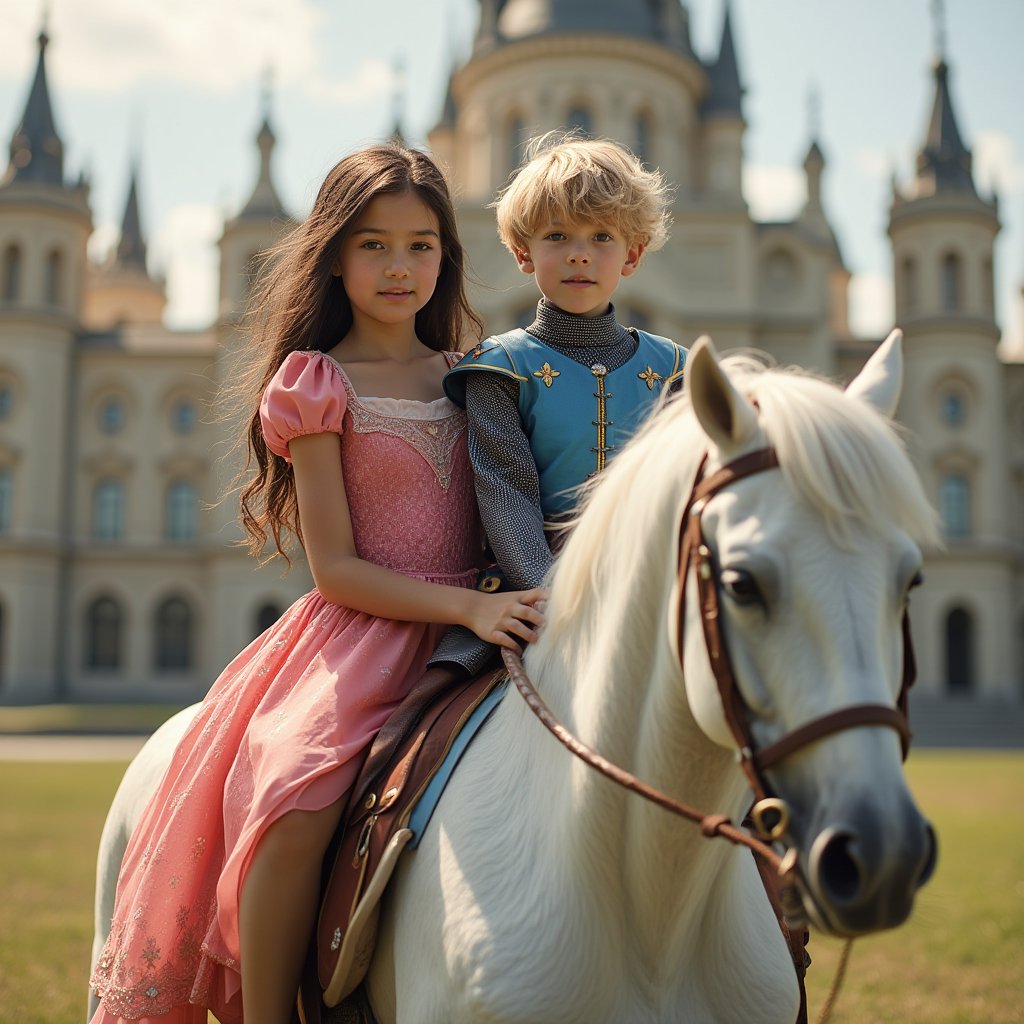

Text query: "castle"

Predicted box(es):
[0, 0, 1020, 705]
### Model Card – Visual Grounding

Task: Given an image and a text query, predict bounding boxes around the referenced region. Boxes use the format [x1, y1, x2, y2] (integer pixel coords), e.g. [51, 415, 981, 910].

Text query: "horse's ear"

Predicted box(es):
[685, 336, 759, 454]
[846, 329, 903, 417]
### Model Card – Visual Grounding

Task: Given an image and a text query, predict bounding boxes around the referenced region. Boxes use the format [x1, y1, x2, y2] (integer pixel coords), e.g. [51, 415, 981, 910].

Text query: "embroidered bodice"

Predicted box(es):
[261, 350, 480, 580]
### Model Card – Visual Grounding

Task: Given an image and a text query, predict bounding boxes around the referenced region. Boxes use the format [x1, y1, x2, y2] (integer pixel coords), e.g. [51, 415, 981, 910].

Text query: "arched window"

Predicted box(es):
[634, 110, 653, 167]
[94, 479, 125, 541]
[98, 397, 125, 435]
[165, 480, 198, 541]
[254, 602, 283, 639]
[0, 468, 12, 533]
[945, 607, 974, 693]
[154, 596, 194, 671]
[2, 244, 22, 302]
[86, 596, 123, 670]
[45, 249, 63, 306]
[901, 256, 918, 314]
[941, 390, 966, 428]
[508, 114, 526, 175]
[939, 474, 970, 539]
[941, 252, 961, 312]
[171, 399, 197, 435]
[566, 106, 593, 137]
[982, 257, 994, 313]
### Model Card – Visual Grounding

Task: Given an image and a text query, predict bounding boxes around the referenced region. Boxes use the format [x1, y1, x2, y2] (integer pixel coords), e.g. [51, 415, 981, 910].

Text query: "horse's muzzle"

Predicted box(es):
[801, 807, 938, 936]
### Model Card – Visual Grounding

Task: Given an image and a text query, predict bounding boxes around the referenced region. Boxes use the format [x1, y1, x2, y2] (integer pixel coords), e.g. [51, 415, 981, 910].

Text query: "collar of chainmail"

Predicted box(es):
[525, 298, 632, 351]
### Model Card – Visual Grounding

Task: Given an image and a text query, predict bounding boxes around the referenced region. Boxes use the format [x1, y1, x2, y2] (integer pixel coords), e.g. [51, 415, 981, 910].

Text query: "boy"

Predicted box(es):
[432, 134, 685, 676]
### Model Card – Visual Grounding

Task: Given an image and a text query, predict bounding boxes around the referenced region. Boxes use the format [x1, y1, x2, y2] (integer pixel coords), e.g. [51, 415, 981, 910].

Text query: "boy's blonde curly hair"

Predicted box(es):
[493, 132, 671, 257]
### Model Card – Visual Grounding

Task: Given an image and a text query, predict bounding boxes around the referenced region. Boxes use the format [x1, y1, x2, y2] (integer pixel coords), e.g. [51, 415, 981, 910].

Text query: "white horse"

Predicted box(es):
[92, 333, 939, 1024]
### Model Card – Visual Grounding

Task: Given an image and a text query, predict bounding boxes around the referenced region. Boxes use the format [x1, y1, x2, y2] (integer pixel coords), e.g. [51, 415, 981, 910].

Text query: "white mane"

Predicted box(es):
[543, 354, 939, 649]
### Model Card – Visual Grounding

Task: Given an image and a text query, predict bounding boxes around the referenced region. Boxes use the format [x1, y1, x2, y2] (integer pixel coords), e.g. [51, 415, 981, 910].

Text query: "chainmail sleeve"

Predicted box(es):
[428, 371, 553, 673]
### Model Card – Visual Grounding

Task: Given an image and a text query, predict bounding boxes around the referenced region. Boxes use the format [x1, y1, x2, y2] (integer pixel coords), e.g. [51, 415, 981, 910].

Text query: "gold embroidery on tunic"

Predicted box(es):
[638, 365, 663, 390]
[533, 362, 560, 387]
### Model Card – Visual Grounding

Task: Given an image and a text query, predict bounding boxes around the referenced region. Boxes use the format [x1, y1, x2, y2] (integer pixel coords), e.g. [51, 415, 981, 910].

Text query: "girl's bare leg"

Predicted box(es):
[240, 796, 346, 1024]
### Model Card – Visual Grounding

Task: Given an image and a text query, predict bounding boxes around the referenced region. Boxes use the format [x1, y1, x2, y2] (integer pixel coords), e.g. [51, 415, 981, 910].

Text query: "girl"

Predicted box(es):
[89, 144, 545, 1024]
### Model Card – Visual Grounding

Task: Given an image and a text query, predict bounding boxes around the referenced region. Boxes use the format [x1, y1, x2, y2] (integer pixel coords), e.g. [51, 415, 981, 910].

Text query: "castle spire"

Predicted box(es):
[114, 152, 148, 273]
[914, 6, 976, 197]
[238, 70, 287, 221]
[703, 0, 744, 120]
[3, 16, 64, 187]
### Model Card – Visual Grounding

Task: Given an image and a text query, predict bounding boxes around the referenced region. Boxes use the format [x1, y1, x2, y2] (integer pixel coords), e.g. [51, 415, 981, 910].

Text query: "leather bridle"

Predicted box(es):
[504, 444, 918, 865]
[679, 447, 916, 810]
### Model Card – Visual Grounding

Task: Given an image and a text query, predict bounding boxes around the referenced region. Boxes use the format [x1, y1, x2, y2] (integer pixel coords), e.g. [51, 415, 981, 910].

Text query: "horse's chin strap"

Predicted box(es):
[677, 447, 918, 807]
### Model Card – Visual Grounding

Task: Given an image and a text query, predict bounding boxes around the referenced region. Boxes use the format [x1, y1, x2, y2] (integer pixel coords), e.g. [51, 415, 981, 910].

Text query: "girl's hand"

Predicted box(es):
[465, 587, 547, 650]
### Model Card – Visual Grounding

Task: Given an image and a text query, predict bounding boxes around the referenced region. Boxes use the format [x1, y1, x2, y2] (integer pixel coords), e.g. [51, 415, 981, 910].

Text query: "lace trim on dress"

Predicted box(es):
[318, 351, 466, 491]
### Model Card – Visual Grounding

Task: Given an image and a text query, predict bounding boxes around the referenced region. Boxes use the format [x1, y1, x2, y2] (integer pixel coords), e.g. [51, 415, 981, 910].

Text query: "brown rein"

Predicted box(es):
[501, 646, 784, 872]
[504, 445, 916, 845]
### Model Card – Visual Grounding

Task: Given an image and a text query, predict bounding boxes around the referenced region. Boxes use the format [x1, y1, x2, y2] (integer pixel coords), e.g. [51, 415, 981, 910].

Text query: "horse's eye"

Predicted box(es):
[721, 568, 762, 606]
[909, 570, 924, 590]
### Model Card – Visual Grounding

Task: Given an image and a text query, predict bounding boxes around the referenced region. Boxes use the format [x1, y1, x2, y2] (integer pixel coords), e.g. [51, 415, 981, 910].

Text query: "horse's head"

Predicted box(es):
[676, 330, 939, 937]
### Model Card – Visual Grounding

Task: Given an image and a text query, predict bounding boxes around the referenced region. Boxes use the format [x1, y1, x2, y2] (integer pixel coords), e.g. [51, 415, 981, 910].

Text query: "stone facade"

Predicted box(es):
[0, 3, 1020, 704]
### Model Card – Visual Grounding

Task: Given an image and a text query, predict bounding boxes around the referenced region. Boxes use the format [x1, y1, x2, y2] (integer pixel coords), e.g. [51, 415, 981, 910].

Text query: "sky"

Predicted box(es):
[1, 0, 1022, 355]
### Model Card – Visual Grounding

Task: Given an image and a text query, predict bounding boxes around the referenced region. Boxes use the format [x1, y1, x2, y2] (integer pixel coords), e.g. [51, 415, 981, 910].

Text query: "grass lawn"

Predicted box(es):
[0, 703, 186, 735]
[1, 751, 1020, 1023]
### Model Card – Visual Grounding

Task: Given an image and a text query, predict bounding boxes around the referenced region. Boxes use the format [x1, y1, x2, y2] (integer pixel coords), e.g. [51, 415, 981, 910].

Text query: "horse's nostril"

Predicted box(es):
[815, 830, 863, 904]
[916, 823, 939, 889]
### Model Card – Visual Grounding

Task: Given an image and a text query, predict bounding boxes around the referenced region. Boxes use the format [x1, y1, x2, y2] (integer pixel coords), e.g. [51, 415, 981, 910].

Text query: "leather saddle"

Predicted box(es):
[297, 666, 507, 1023]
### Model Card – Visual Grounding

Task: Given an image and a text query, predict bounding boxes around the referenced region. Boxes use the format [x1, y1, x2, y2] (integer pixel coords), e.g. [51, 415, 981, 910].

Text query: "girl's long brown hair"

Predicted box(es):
[234, 143, 482, 563]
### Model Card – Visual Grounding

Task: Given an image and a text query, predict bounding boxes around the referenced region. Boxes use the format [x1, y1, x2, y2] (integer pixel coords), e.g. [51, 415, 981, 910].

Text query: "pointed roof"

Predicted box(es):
[476, 0, 696, 59]
[703, 1, 744, 119]
[914, 57, 976, 196]
[4, 22, 64, 187]
[114, 162, 148, 272]
[237, 83, 287, 222]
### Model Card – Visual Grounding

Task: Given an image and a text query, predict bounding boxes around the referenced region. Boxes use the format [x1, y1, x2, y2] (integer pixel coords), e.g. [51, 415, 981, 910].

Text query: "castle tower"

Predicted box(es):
[431, 0, 757, 343]
[0, 22, 92, 700]
[432, 0, 847, 362]
[700, 0, 744, 201]
[210, 81, 307, 672]
[82, 157, 167, 329]
[888, 28, 1012, 696]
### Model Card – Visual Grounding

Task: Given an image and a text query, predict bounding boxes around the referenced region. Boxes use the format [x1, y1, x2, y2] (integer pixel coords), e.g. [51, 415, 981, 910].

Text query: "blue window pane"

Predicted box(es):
[0, 469, 12, 532]
[942, 392, 965, 427]
[86, 596, 122, 670]
[939, 474, 970, 538]
[166, 481, 198, 541]
[154, 597, 193, 671]
[94, 480, 125, 540]
[567, 107, 592, 137]
[99, 398, 124, 435]
[173, 400, 196, 435]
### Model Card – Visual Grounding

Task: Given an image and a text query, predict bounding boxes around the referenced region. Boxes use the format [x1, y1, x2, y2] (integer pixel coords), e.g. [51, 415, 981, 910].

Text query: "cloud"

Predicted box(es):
[151, 203, 223, 330]
[303, 59, 398, 107]
[848, 271, 894, 339]
[974, 131, 1024, 194]
[1, 1, 393, 109]
[743, 165, 804, 221]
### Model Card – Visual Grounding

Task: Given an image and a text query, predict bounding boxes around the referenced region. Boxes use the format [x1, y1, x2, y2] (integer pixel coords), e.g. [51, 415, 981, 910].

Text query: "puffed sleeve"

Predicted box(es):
[260, 351, 348, 461]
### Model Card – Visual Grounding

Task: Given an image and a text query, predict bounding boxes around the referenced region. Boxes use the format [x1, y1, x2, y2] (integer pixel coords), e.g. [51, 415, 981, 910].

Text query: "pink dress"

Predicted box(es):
[90, 350, 480, 1023]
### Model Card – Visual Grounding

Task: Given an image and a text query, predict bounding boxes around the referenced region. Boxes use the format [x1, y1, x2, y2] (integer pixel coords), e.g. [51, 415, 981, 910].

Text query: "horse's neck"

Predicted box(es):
[520, 593, 752, 975]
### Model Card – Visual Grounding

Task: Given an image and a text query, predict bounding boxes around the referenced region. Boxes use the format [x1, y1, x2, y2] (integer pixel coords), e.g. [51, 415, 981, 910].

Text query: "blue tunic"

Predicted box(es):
[445, 328, 685, 517]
